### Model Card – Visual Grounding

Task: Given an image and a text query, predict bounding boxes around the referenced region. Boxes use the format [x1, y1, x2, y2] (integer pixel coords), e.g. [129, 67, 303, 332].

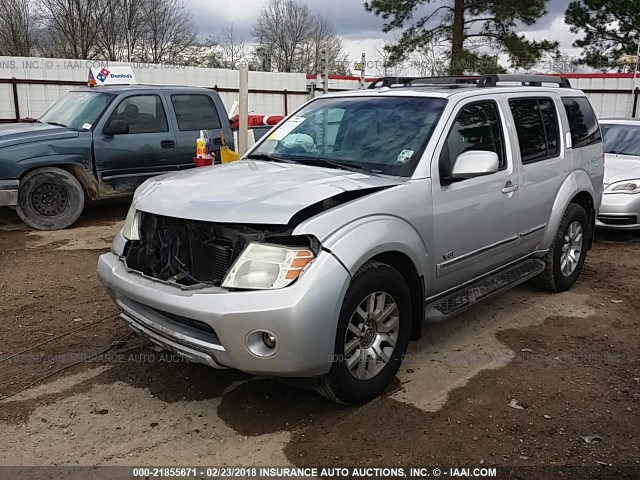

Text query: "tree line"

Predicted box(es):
[367, 0, 640, 74]
[0, 0, 349, 74]
[0, 0, 637, 74]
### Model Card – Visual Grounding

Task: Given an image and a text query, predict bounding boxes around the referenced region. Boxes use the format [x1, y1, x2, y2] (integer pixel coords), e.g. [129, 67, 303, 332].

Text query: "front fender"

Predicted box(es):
[541, 169, 597, 249]
[318, 215, 429, 279]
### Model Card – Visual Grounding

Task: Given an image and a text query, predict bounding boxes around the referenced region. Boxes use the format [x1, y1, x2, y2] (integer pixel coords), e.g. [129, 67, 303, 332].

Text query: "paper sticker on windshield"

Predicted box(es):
[81, 123, 92, 130]
[268, 116, 306, 141]
[397, 149, 415, 164]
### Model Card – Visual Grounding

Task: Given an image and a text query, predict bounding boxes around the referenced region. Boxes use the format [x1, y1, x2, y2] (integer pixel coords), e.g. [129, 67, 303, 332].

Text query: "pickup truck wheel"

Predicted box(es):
[534, 203, 589, 292]
[16, 167, 85, 230]
[317, 261, 411, 404]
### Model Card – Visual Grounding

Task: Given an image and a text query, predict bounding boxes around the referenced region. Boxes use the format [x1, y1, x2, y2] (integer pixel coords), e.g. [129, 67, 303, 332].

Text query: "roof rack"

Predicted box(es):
[477, 74, 572, 88]
[367, 77, 420, 89]
[412, 76, 479, 85]
[367, 74, 572, 90]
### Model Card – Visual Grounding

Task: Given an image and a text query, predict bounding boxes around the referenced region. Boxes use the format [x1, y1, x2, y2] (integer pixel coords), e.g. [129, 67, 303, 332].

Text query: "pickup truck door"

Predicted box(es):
[163, 91, 232, 167]
[93, 92, 178, 195]
[430, 98, 521, 295]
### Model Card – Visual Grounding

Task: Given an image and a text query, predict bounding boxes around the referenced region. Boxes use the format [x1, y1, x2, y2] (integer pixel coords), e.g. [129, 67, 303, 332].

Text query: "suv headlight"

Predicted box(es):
[222, 243, 315, 290]
[121, 206, 141, 240]
[604, 179, 640, 194]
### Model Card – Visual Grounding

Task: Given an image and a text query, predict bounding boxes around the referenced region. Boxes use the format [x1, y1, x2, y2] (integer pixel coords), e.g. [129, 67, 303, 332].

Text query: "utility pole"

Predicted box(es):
[238, 59, 249, 156]
[632, 42, 640, 117]
[319, 47, 329, 94]
[359, 52, 367, 90]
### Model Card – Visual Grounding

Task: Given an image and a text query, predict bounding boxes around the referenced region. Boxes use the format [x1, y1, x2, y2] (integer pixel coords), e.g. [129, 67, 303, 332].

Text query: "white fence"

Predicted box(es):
[0, 56, 310, 121]
[0, 57, 638, 121]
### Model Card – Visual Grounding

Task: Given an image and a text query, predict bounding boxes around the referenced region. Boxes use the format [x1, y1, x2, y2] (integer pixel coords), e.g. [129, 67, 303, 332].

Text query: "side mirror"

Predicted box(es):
[104, 119, 129, 135]
[448, 150, 500, 181]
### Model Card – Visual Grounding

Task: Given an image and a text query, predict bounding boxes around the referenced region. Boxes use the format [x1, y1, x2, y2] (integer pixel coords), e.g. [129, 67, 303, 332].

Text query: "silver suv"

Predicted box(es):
[98, 74, 604, 404]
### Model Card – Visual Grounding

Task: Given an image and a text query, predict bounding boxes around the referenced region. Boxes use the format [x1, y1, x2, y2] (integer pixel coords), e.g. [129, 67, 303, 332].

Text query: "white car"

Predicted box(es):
[597, 119, 640, 230]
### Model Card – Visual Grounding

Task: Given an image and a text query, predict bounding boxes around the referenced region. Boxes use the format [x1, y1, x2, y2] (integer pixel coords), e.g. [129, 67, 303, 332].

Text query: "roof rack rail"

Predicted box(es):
[411, 76, 479, 85]
[367, 75, 480, 89]
[367, 77, 419, 89]
[477, 74, 571, 88]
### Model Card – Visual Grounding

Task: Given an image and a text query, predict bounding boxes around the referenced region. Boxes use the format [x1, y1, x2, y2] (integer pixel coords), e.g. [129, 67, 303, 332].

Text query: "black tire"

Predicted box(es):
[534, 203, 590, 292]
[317, 261, 412, 404]
[16, 167, 85, 230]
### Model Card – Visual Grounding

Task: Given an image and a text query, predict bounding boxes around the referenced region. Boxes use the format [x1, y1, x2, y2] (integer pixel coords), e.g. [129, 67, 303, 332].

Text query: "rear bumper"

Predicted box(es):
[596, 193, 640, 230]
[97, 250, 351, 377]
[0, 180, 18, 207]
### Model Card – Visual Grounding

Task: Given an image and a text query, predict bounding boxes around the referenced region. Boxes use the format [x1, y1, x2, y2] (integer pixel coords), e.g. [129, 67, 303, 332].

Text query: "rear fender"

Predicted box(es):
[541, 169, 596, 249]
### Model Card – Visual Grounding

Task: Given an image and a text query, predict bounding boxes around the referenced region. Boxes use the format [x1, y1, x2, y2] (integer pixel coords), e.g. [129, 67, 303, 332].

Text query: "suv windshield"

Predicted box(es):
[601, 123, 640, 157]
[39, 91, 115, 130]
[250, 96, 447, 176]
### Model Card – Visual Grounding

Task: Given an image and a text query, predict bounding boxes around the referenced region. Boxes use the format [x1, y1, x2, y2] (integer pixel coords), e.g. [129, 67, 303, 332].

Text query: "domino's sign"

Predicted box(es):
[88, 66, 136, 86]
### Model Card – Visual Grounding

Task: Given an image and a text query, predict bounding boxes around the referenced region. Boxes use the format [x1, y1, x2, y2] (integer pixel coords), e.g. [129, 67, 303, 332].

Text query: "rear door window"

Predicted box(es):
[562, 97, 602, 148]
[171, 94, 222, 131]
[509, 97, 560, 164]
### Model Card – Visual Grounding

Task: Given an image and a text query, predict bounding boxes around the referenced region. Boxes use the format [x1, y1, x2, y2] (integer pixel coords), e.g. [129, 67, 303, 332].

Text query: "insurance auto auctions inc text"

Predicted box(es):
[257, 467, 497, 477]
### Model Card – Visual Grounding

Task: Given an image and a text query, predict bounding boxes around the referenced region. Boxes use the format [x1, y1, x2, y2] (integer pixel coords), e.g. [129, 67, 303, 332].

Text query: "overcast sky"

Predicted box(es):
[187, 0, 579, 69]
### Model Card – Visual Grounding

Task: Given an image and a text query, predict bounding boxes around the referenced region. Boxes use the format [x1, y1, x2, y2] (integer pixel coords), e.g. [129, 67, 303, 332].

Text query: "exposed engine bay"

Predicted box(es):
[124, 212, 316, 287]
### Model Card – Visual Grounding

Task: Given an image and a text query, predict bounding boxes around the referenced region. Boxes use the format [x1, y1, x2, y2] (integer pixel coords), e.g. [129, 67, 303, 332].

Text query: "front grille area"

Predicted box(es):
[597, 215, 638, 226]
[124, 213, 298, 287]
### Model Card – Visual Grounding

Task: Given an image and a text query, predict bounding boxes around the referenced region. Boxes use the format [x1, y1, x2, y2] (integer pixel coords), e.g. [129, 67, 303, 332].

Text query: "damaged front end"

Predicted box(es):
[123, 212, 319, 288]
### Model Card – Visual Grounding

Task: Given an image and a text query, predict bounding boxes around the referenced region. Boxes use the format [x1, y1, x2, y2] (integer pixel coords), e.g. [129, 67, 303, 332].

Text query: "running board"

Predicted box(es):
[425, 258, 546, 321]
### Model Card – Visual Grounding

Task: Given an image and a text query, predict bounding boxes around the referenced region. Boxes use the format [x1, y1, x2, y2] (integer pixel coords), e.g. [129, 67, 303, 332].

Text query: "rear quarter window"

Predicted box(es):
[171, 94, 222, 131]
[562, 97, 602, 148]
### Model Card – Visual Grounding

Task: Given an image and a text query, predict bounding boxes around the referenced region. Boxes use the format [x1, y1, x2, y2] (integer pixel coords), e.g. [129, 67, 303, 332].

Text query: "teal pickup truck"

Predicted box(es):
[0, 85, 233, 230]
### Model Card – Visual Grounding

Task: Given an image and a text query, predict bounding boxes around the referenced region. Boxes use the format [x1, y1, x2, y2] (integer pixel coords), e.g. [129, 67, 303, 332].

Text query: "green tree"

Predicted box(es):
[365, 0, 558, 74]
[565, 0, 639, 70]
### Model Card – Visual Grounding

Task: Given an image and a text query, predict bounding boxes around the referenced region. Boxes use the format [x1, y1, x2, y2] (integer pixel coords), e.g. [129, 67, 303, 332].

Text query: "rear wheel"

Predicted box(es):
[534, 203, 589, 292]
[16, 167, 85, 230]
[317, 261, 411, 404]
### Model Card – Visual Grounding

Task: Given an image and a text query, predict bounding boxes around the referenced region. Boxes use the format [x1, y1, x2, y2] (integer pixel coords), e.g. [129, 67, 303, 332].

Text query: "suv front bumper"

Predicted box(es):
[0, 180, 18, 207]
[97, 250, 351, 377]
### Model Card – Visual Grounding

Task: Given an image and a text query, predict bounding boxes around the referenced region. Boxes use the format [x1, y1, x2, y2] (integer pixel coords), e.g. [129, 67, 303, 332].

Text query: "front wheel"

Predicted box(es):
[534, 203, 590, 292]
[317, 261, 412, 404]
[16, 167, 85, 230]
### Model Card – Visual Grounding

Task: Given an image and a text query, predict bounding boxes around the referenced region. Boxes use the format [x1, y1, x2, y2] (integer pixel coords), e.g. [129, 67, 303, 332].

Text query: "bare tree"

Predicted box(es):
[215, 23, 246, 69]
[374, 42, 405, 77]
[91, 0, 146, 61]
[39, 0, 107, 58]
[138, 0, 199, 64]
[0, 0, 39, 56]
[409, 43, 448, 76]
[252, 0, 315, 72]
[253, 0, 347, 73]
[538, 51, 584, 74]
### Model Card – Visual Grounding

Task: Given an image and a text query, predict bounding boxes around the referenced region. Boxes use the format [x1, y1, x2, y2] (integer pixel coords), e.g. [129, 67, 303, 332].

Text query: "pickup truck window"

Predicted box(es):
[509, 98, 559, 164]
[171, 94, 222, 131]
[439, 100, 506, 178]
[562, 97, 602, 149]
[108, 95, 169, 134]
[39, 91, 114, 130]
[251, 96, 447, 176]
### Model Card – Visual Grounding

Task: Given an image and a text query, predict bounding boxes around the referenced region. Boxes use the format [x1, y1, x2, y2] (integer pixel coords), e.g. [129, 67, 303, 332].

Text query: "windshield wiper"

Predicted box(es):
[245, 153, 296, 164]
[45, 121, 69, 128]
[293, 157, 369, 174]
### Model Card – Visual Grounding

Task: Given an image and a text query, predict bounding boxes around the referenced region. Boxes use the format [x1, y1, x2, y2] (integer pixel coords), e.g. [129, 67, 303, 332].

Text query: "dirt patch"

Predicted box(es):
[0, 210, 638, 472]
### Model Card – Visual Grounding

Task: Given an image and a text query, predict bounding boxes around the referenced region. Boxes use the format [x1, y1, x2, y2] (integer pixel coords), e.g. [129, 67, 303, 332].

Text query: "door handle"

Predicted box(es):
[501, 182, 519, 194]
[161, 140, 175, 148]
